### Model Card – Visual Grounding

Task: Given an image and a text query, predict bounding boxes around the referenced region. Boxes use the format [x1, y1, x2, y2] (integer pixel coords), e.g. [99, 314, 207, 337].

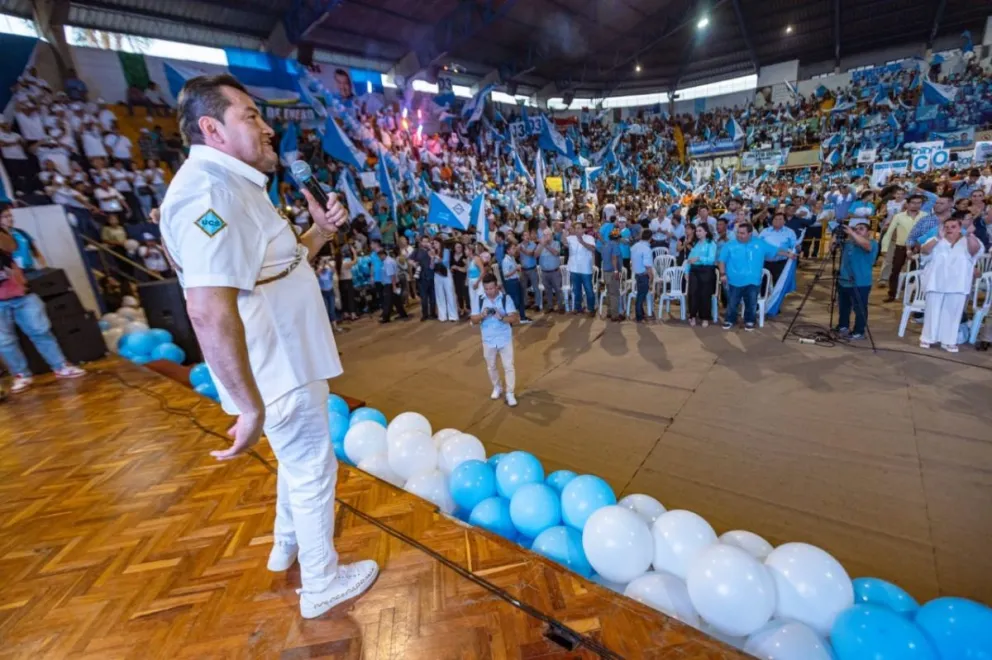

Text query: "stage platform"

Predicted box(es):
[0, 361, 745, 659]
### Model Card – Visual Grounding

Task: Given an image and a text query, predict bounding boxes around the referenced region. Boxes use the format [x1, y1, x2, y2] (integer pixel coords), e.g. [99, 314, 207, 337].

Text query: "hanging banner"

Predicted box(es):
[928, 127, 976, 149]
[856, 148, 878, 164]
[911, 148, 951, 172]
[259, 102, 318, 123]
[741, 148, 790, 169]
[870, 159, 909, 187]
[509, 117, 544, 139]
[973, 141, 992, 163]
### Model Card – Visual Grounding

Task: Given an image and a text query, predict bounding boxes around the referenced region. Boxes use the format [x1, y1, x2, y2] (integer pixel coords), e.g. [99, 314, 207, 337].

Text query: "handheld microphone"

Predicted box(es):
[290, 160, 351, 234]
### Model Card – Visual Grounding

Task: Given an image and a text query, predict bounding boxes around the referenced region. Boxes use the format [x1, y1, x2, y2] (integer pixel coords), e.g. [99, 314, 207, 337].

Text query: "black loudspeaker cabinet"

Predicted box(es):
[16, 312, 106, 375]
[43, 291, 87, 321]
[137, 278, 202, 364]
[25, 268, 71, 300]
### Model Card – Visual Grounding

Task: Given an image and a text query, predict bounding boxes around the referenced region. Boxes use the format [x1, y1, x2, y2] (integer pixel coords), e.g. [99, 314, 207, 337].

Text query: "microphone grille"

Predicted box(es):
[290, 160, 312, 182]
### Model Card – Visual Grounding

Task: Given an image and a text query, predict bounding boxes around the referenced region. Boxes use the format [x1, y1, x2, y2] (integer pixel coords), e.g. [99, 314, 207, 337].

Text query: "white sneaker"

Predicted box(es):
[298, 559, 379, 619]
[505, 392, 518, 407]
[54, 365, 86, 379]
[490, 385, 502, 400]
[267, 543, 298, 572]
[10, 375, 32, 393]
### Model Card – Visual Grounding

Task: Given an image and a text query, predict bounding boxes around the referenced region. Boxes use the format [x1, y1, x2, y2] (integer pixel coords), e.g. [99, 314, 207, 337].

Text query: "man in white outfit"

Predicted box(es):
[159, 74, 378, 619]
[471, 273, 519, 407]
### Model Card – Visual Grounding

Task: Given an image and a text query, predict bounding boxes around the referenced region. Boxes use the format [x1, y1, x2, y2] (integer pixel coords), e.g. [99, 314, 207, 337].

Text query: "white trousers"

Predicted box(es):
[265, 379, 339, 594]
[483, 342, 515, 394]
[434, 274, 458, 321]
[921, 292, 966, 346]
[469, 278, 483, 315]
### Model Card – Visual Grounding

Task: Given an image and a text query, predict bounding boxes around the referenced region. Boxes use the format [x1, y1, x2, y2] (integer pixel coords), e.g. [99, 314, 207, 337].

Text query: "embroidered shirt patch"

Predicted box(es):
[195, 209, 227, 238]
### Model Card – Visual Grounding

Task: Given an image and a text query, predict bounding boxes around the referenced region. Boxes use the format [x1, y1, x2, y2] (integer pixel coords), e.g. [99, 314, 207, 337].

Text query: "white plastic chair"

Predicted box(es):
[597, 271, 629, 317]
[731, 269, 773, 327]
[657, 267, 688, 320]
[651, 247, 670, 261]
[975, 253, 992, 275]
[895, 254, 920, 300]
[897, 270, 927, 337]
[559, 264, 573, 312]
[592, 265, 601, 293]
[653, 255, 677, 278]
[970, 272, 992, 344]
[625, 276, 654, 318]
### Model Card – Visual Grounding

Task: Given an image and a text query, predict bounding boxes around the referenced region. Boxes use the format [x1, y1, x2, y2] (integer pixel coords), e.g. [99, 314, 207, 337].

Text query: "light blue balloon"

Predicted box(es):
[531, 526, 593, 577]
[118, 347, 135, 360]
[468, 497, 516, 541]
[854, 577, 920, 616]
[328, 412, 349, 447]
[332, 437, 350, 465]
[546, 470, 577, 493]
[194, 382, 218, 400]
[560, 475, 616, 530]
[150, 342, 186, 364]
[350, 407, 387, 428]
[98, 319, 111, 331]
[832, 605, 937, 660]
[122, 330, 159, 356]
[189, 362, 212, 389]
[509, 483, 561, 538]
[147, 328, 173, 346]
[449, 459, 496, 512]
[130, 354, 152, 365]
[487, 453, 506, 469]
[915, 597, 992, 660]
[327, 393, 351, 418]
[495, 451, 544, 499]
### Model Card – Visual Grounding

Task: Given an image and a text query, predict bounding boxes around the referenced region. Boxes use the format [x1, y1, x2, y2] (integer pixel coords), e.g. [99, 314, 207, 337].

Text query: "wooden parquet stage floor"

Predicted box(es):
[0, 361, 745, 660]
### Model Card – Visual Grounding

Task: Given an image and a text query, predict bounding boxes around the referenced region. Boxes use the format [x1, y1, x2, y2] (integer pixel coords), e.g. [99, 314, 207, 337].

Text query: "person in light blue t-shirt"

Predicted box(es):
[835, 218, 879, 339]
[719, 223, 797, 331]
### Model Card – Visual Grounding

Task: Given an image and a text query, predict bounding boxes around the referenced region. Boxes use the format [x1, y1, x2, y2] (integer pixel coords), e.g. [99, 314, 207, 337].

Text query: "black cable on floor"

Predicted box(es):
[90, 369, 624, 660]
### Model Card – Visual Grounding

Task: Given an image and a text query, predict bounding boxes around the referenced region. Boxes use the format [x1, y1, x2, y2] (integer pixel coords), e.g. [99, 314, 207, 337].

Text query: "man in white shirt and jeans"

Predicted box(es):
[160, 74, 378, 620]
[471, 273, 520, 407]
[567, 222, 596, 314]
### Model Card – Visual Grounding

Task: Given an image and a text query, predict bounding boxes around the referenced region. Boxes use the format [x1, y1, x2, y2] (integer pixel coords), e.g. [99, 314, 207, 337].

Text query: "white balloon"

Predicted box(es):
[101, 312, 126, 328]
[744, 620, 834, 660]
[438, 433, 486, 474]
[344, 421, 388, 465]
[699, 619, 748, 650]
[618, 494, 667, 525]
[121, 295, 139, 308]
[720, 530, 774, 561]
[387, 431, 438, 481]
[124, 321, 149, 334]
[581, 506, 654, 585]
[651, 510, 717, 579]
[102, 328, 123, 352]
[357, 451, 403, 488]
[764, 542, 853, 637]
[624, 571, 700, 627]
[404, 469, 455, 513]
[386, 412, 432, 443]
[431, 428, 462, 449]
[687, 544, 777, 638]
[117, 307, 140, 321]
[124, 238, 140, 253]
[590, 573, 627, 594]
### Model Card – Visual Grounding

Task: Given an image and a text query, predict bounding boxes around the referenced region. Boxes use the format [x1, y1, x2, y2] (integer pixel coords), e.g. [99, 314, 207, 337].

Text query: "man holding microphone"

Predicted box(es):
[159, 74, 377, 619]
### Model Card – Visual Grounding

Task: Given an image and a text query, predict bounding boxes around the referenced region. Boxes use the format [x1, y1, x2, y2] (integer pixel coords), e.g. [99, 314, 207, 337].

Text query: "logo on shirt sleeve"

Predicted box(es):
[194, 209, 227, 238]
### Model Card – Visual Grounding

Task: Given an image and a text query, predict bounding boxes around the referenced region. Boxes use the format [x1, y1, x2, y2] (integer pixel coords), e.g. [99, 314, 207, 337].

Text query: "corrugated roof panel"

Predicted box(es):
[0, 0, 33, 16]
[66, 5, 265, 49]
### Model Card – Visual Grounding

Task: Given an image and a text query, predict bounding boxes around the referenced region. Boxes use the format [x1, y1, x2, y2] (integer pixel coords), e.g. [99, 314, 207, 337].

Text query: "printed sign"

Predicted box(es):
[741, 148, 790, 169]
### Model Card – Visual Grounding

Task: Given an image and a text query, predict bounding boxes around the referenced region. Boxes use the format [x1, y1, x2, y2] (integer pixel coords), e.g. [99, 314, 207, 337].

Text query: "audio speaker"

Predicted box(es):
[44, 291, 86, 321]
[297, 43, 314, 67]
[137, 279, 202, 364]
[25, 268, 71, 300]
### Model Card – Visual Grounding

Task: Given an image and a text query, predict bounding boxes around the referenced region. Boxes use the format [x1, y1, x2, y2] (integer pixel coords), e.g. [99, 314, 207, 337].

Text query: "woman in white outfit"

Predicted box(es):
[431, 237, 458, 322]
[919, 215, 982, 352]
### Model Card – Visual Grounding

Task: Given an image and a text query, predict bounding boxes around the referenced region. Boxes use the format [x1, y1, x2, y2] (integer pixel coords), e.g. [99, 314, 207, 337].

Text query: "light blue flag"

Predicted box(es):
[922, 80, 957, 106]
[887, 114, 900, 131]
[0, 160, 12, 203]
[377, 155, 397, 222]
[962, 30, 974, 54]
[279, 122, 299, 168]
[582, 166, 603, 190]
[535, 149, 547, 203]
[538, 116, 569, 156]
[831, 99, 856, 114]
[511, 138, 534, 186]
[321, 116, 367, 169]
[726, 116, 744, 142]
[462, 83, 496, 124]
[419, 172, 433, 200]
[824, 148, 841, 166]
[471, 193, 488, 244]
[336, 170, 376, 229]
[764, 229, 803, 316]
[823, 133, 842, 148]
[427, 192, 477, 231]
[783, 80, 799, 100]
[629, 165, 639, 191]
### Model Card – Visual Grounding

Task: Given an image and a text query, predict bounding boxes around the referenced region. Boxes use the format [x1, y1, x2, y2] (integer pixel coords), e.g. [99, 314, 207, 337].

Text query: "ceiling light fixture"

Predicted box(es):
[785, 25, 793, 34]
[636, 64, 642, 72]
[697, 16, 709, 29]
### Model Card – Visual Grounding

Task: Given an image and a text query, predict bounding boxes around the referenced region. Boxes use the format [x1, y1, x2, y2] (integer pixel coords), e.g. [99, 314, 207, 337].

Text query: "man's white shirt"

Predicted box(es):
[160, 145, 342, 414]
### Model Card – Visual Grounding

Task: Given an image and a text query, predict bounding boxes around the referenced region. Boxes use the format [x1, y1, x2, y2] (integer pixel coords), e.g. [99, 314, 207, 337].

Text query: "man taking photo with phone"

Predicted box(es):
[470, 273, 520, 407]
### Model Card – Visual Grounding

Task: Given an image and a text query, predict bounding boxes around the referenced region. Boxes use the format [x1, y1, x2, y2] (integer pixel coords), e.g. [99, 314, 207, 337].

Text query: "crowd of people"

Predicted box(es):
[3, 53, 992, 379]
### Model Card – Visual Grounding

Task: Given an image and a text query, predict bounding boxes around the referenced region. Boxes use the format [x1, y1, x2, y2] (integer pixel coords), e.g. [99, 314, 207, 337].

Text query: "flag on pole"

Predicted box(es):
[321, 116, 367, 169]
[535, 149, 547, 203]
[279, 122, 299, 168]
[336, 170, 376, 229]
[922, 80, 957, 106]
[471, 193, 488, 244]
[582, 166, 603, 190]
[461, 83, 496, 125]
[377, 154, 397, 222]
[783, 80, 800, 100]
[765, 230, 803, 315]
[512, 139, 534, 186]
[726, 116, 744, 142]
[538, 116, 569, 156]
[426, 192, 477, 231]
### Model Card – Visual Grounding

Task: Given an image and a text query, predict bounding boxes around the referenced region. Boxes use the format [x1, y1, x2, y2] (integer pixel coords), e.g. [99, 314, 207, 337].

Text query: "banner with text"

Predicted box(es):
[870, 159, 910, 187]
[741, 148, 790, 169]
[928, 127, 976, 149]
[974, 141, 992, 163]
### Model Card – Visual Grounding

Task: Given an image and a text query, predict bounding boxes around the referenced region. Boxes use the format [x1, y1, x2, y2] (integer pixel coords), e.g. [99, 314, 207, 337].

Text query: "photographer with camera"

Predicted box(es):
[834, 218, 879, 340]
[470, 273, 520, 407]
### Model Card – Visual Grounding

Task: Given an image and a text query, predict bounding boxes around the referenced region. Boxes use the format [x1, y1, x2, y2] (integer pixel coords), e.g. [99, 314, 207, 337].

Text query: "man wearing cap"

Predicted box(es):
[835, 218, 879, 340]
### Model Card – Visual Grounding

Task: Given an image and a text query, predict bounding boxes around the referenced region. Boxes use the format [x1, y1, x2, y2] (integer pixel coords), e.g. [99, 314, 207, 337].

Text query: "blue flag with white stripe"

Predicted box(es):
[377, 154, 397, 222]
[922, 80, 957, 106]
[582, 166, 603, 190]
[462, 83, 496, 125]
[321, 116, 367, 169]
[337, 170, 376, 229]
[427, 192, 477, 231]
[765, 230, 804, 316]
[538, 116, 569, 156]
[471, 193, 488, 244]
[726, 116, 744, 142]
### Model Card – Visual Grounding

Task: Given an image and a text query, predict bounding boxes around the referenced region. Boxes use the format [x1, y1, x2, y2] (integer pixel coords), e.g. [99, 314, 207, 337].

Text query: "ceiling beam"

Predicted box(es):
[283, 0, 346, 44]
[70, 0, 270, 36]
[926, 0, 947, 50]
[833, 0, 841, 70]
[730, 0, 760, 72]
[344, 1, 431, 26]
